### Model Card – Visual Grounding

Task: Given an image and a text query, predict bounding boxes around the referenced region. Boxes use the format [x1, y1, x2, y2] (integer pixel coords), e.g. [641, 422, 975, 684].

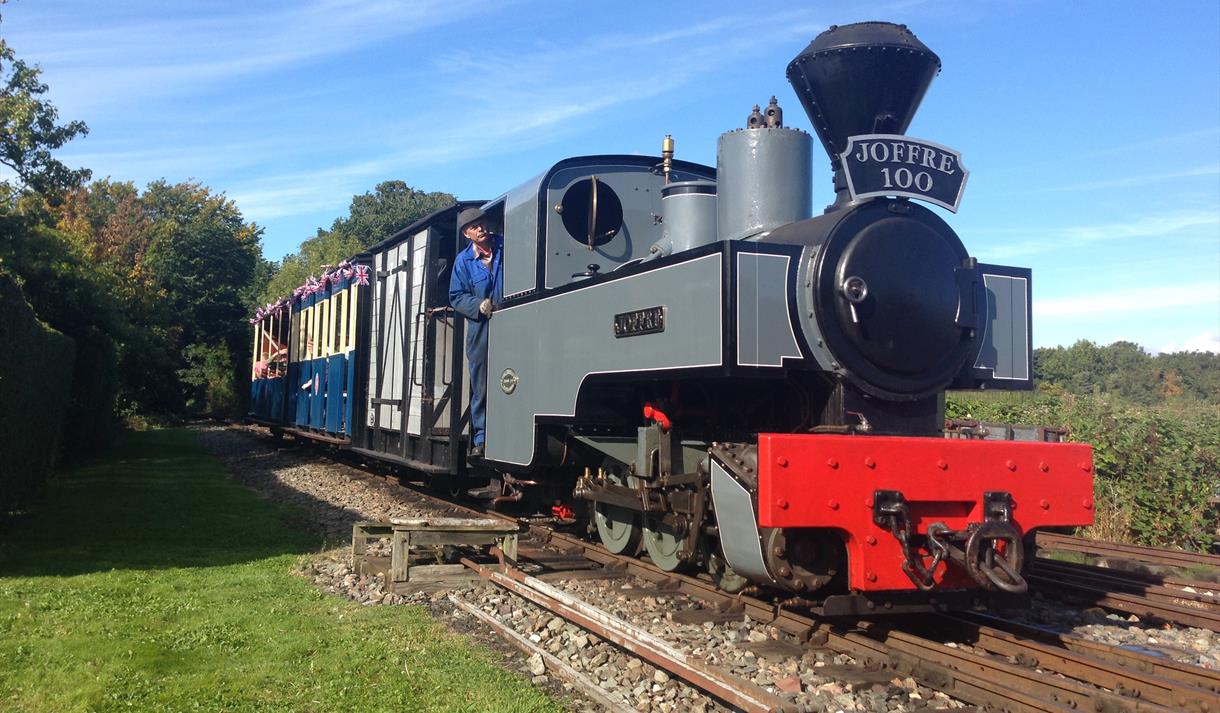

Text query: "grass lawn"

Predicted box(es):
[0, 429, 562, 712]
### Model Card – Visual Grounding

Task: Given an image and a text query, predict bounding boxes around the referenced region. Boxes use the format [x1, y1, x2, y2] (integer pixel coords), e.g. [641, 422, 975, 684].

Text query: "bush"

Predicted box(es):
[0, 274, 75, 514]
[948, 386, 1219, 551]
[1, 220, 123, 458]
[177, 342, 239, 417]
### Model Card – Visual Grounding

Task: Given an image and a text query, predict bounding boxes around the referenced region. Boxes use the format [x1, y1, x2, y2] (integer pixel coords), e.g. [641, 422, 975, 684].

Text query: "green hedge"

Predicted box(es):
[0, 275, 76, 515]
[947, 387, 1220, 551]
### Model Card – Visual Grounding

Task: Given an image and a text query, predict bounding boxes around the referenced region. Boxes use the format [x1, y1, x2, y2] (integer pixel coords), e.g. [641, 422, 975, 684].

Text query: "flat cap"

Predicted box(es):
[457, 206, 487, 235]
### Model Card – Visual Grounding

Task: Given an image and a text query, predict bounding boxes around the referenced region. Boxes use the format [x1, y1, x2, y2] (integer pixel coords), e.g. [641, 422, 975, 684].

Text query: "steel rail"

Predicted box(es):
[1031, 558, 1220, 606]
[1026, 571, 1220, 631]
[460, 557, 794, 713]
[844, 619, 1183, 713]
[956, 612, 1220, 699]
[1032, 557, 1220, 595]
[925, 613, 1220, 713]
[447, 595, 630, 711]
[540, 530, 1197, 713]
[1036, 532, 1220, 570]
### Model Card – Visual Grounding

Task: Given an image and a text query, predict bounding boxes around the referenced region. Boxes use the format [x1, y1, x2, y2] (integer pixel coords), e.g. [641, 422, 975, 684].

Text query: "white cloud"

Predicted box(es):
[7, 1, 490, 111]
[1034, 283, 1220, 318]
[9, 0, 932, 252]
[1018, 165, 1220, 194]
[1158, 331, 1220, 354]
[981, 209, 1220, 260]
[228, 8, 829, 228]
[988, 127, 1220, 179]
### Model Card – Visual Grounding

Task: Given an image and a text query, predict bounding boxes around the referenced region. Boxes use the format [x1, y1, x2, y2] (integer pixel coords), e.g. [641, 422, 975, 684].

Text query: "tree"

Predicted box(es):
[259, 228, 363, 304]
[1035, 340, 1219, 406]
[140, 181, 264, 414]
[0, 220, 125, 452]
[0, 33, 90, 199]
[0, 23, 115, 453]
[142, 181, 262, 345]
[329, 180, 456, 248]
[55, 180, 148, 267]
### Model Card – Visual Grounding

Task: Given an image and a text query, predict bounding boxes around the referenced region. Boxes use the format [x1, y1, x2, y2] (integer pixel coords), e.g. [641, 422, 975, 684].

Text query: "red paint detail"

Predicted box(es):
[827, 499, 839, 510]
[1079, 461, 1092, 472]
[776, 456, 789, 468]
[866, 535, 877, 545]
[826, 457, 839, 469]
[1039, 461, 1050, 472]
[552, 504, 576, 520]
[1039, 499, 1050, 510]
[1006, 460, 1018, 471]
[864, 457, 876, 469]
[865, 571, 877, 582]
[642, 403, 672, 432]
[936, 459, 948, 470]
[755, 434, 1094, 592]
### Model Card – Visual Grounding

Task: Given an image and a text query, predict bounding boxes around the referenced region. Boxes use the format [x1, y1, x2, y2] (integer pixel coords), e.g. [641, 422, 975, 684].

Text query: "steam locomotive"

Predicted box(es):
[248, 22, 1094, 614]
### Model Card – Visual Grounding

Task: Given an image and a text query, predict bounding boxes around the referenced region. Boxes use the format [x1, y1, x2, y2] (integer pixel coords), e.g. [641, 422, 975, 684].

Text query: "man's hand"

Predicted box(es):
[479, 298, 494, 317]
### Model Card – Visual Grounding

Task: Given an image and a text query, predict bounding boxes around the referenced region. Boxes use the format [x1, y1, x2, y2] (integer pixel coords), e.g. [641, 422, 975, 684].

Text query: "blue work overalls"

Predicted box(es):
[447, 236, 503, 446]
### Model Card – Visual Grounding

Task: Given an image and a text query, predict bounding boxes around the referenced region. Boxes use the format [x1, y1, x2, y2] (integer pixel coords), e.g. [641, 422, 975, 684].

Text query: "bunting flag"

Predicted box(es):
[249, 258, 366, 323]
[248, 298, 294, 323]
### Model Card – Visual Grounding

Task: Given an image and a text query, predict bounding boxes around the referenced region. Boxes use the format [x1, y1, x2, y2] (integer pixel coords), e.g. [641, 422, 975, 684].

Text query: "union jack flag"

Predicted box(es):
[354, 264, 370, 286]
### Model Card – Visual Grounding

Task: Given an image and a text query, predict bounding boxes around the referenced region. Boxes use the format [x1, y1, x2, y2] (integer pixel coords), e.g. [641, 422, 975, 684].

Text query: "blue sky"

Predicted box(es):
[5, 0, 1218, 353]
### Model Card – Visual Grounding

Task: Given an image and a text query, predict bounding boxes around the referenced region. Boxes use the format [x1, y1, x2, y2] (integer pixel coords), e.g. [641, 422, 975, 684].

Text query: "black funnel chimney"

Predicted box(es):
[787, 22, 940, 166]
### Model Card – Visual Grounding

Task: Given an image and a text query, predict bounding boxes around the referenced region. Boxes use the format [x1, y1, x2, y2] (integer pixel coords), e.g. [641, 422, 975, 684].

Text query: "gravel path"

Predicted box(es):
[196, 424, 1220, 712]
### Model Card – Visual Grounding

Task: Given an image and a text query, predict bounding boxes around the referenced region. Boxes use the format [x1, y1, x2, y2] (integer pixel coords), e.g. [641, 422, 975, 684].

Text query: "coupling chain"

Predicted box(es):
[881, 499, 948, 590]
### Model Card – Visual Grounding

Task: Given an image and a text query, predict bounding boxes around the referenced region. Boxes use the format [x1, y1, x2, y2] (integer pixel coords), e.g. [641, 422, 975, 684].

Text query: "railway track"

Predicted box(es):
[361, 474, 1220, 712]
[1035, 532, 1220, 571]
[538, 528, 1220, 713]
[1031, 534, 1219, 630]
[238, 427, 1220, 713]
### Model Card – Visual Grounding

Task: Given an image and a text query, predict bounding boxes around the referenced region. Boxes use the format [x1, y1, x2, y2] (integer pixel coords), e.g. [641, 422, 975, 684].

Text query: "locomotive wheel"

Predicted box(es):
[643, 515, 686, 572]
[762, 528, 839, 594]
[594, 470, 642, 555]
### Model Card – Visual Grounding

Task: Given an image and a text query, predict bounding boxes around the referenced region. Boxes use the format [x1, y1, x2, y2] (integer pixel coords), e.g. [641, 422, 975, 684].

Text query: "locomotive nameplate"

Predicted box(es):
[840, 134, 968, 213]
[614, 306, 666, 338]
